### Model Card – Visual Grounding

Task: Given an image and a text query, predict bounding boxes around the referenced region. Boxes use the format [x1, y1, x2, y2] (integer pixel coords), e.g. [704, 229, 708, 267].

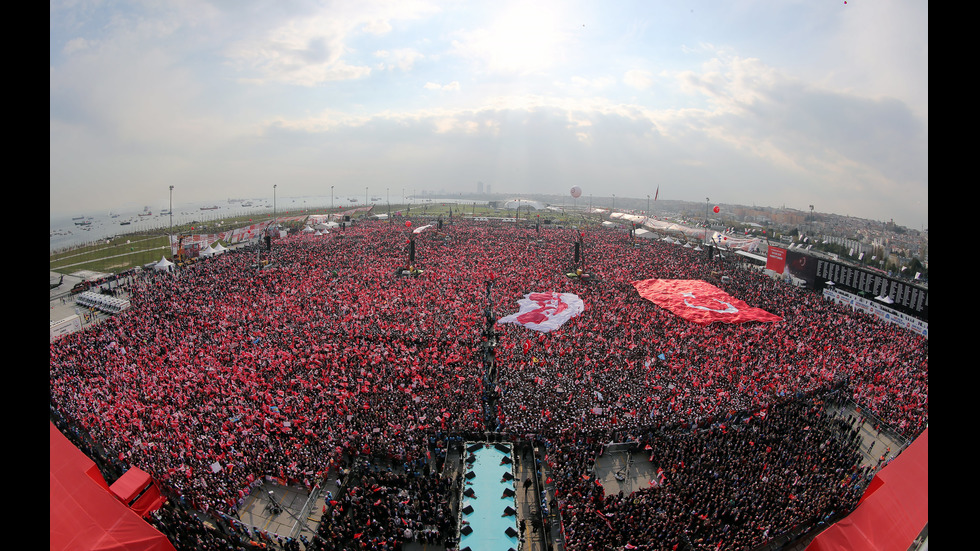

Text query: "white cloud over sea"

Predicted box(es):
[50, 0, 927, 229]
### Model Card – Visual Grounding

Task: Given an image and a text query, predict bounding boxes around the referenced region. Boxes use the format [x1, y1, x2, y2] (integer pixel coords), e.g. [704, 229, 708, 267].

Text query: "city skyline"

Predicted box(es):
[50, 1, 927, 229]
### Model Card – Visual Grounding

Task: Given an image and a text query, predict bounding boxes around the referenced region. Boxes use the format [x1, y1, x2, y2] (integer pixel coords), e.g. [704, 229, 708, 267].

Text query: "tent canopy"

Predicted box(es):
[50, 423, 176, 551]
[806, 428, 928, 551]
[109, 467, 167, 518]
[154, 257, 174, 271]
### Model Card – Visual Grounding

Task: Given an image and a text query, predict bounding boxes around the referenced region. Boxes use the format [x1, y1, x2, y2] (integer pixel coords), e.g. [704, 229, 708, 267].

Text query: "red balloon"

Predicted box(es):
[405, 220, 412, 227]
[713, 206, 720, 213]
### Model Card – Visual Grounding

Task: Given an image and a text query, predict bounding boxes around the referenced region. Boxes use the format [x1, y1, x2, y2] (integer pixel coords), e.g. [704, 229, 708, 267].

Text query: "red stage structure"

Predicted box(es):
[806, 428, 928, 551]
[50, 422, 175, 551]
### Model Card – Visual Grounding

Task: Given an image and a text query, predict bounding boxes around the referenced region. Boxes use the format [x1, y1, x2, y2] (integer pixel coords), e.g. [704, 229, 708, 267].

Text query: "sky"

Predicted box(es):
[50, 0, 928, 229]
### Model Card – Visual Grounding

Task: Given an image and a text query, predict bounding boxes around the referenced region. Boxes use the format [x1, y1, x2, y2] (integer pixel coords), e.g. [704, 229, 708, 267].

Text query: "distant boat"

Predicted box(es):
[72, 216, 84, 220]
[74, 220, 91, 226]
[160, 209, 171, 215]
[201, 205, 219, 210]
[120, 220, 131, 226]
[349, 198, 357, 202]
[241, 202, 253, 207]
[139, 206, 152, 216]
[371, 197, 381, 201]
[109, 211, 120, 218]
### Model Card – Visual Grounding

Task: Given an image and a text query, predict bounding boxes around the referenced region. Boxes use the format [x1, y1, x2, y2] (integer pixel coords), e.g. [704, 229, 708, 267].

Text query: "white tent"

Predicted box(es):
[199, 244, 215, 258]
[154, 256, 175, 272]
[212, 242, 227, 254]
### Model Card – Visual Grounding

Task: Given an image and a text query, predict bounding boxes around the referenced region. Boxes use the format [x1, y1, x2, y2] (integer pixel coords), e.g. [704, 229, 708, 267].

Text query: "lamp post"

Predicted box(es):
[809, 204, 814, 240]
[647, 194, 650, 216]
[331, 185, 334, 210]
[612, 194, 615, 211]
[274, 185, 277, 224]
[704, 197, 709, 244]
[169, 184, 174, 234]
[169, 185, 174, 258]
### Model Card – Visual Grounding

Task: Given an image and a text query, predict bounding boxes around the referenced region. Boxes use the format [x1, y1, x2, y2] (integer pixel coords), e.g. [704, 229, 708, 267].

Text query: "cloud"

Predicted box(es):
[375, 48, 425, 71]
[623, 69, 654, 90]
[447, 2, 578, 76]
[49, 0, 926, 228]
[423, 81, 460, 91]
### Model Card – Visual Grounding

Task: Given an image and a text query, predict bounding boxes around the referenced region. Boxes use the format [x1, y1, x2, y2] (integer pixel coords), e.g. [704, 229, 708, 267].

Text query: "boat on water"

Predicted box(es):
[72, 216, 85, 220]
[201, 205, 219, 210]
[349, 198, 358, 202]
[120, 220, 131, 226]
[241, 202, 253, 207]
[139, 206, 152, 216]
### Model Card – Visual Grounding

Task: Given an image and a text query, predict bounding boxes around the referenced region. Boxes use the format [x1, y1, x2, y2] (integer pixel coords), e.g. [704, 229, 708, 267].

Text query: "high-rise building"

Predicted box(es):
[477, 181, 484, 194]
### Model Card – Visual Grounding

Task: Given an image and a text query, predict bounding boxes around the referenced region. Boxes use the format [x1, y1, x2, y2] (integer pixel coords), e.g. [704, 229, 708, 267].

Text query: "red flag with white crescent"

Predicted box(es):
[498, 292, 585, 333]
[632, 279, 781, 325]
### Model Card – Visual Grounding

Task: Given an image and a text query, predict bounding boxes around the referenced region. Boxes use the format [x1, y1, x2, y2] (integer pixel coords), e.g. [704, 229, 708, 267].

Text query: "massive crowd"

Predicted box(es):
[49, 218, 928, 550]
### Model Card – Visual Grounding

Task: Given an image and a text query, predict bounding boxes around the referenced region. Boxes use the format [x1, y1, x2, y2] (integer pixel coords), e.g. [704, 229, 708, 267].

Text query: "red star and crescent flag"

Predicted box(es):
[632, 279, 782, 325]
[498, 292, 585, 333]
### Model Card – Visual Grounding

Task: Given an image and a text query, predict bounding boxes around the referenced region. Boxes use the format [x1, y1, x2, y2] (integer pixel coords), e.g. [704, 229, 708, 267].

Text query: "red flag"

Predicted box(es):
[654, 185, 659, 201]
[631, 279, 782, 325]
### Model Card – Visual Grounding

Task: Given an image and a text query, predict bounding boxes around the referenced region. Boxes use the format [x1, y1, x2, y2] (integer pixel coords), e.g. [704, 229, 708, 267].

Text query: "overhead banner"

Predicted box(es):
[170, 220, 276, 254]
[632, 279, 782, 325]
[766, 246, 787, 273]
[497, 292, 585, 333]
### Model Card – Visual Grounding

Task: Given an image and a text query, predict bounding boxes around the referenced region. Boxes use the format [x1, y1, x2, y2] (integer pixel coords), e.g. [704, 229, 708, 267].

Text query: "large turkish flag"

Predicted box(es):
[632, 279, 782, 325]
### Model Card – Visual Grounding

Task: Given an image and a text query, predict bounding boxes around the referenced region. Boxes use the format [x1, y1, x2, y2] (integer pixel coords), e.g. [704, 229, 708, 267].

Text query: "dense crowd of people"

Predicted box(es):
[313, 460, 456, 550]
[544, 388, 870, 550]
[49, 218, 928, 550]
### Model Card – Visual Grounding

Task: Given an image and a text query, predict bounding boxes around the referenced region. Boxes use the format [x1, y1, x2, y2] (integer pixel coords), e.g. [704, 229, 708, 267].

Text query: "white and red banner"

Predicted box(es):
[498, 292, 585, 333]
[766, 246, 787, 274]
[170, 220, 276, 255]
[632, 279, 782, 325]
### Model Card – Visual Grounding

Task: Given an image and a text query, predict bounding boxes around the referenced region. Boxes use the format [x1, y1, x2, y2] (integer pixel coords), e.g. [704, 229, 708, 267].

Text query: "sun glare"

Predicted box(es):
[478, 4, 569, 75]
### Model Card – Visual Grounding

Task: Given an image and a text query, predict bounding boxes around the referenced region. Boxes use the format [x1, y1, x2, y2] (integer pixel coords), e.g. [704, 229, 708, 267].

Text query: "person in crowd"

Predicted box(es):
[49, 219, 927, 549]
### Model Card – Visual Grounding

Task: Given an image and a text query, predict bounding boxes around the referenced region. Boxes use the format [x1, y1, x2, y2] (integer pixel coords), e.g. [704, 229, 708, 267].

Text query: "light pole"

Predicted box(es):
[647, 194, 650, 216]
[809, 204, 814, 241]
[169, 185, 174, 258]
[331, 185, 334, 211]
[273, 185, 277, 230]
[704, 197, 709, 244]
[365, 186, 368, 206]
[612, 194, 616, 211]
[169, 185, 174, 235]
